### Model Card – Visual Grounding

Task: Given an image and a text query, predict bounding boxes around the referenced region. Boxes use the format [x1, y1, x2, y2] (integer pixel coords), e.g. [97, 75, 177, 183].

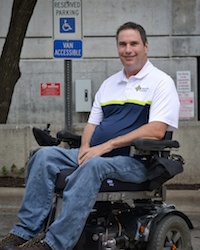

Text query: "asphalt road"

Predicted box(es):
[0, 188, 199, 249]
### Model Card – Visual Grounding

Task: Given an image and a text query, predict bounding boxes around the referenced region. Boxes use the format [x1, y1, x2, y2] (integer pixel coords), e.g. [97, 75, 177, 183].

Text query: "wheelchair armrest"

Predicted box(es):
[131, 138, 179, 151]
[56, 129, 81, 148]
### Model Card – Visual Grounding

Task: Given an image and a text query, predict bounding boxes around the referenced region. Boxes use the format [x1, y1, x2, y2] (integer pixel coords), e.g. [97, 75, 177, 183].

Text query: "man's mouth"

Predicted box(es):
[125, 56, 135, 60]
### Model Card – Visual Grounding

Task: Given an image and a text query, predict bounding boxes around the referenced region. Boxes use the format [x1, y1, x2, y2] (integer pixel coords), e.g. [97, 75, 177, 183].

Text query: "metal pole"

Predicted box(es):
[64, 60, 72, 132]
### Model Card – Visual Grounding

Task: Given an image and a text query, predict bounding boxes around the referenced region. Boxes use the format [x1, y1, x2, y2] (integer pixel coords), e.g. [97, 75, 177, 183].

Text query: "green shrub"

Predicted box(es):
[1, 165, 25, 177]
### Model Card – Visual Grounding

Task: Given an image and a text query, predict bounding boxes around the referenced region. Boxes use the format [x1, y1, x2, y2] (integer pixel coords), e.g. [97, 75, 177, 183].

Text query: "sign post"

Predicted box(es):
[53, 0, 82, 131]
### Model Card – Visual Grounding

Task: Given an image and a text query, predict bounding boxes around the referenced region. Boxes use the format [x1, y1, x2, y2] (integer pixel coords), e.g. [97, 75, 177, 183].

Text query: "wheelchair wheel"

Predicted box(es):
[147, 214, 192, 250]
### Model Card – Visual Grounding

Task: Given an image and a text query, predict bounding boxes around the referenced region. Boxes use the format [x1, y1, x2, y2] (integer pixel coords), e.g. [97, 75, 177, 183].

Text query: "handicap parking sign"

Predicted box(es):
[60, 18, 75, 33]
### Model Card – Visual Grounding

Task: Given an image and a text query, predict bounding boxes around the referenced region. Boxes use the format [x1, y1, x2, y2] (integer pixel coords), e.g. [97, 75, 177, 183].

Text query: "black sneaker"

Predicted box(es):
[0, 233, 27, 249]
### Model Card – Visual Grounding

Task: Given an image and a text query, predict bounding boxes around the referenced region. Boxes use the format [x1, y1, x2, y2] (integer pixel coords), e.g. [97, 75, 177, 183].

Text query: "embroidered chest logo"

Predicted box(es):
[135, 85, 149, 92]
[135, 85, 141, 91]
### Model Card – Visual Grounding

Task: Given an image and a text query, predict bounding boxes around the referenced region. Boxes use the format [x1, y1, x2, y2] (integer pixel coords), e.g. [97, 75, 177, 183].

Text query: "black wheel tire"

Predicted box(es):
[147, 214, 192, 250]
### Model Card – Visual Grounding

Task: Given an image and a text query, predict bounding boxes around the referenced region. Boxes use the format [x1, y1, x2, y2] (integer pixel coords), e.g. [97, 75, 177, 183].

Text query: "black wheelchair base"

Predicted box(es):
[47, 178, 193, 250]
[33, 125, 193, 250]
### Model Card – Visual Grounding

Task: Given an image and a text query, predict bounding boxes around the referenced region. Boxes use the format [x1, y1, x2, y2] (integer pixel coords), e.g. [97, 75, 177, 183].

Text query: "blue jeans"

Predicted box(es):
[11, 147, 147, 250]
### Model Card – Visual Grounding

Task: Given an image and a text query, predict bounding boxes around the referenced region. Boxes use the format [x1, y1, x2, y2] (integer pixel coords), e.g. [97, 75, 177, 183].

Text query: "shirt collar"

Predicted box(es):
[118, 60, 154, 83]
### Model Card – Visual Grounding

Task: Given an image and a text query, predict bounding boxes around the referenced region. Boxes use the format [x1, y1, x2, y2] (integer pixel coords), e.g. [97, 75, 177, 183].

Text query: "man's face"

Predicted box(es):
[117, 29, 148, 76]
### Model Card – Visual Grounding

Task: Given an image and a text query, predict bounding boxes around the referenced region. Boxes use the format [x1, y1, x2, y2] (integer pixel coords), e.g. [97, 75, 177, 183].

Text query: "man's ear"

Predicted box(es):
[145, 42, 149, 54]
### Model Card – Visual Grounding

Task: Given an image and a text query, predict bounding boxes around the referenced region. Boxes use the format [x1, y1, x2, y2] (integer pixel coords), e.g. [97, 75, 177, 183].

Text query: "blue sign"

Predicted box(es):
[60, 18, 75, 33]
[54, 40, 82, 58]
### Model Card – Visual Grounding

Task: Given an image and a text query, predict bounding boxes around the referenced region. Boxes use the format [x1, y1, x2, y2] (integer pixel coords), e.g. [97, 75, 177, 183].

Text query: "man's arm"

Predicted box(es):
[109, 121, 168, 149]
[78, 121, 167, 165]
[78, 123, 96, 165]
[80, 123, 96, 147]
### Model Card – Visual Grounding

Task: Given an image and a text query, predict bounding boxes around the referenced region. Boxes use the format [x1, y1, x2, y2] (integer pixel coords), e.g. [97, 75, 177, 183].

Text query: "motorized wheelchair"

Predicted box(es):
[32, 124, 193, 250]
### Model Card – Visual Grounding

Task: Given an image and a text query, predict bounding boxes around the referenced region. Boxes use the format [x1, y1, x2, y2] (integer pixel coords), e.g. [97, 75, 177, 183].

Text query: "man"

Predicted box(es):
[0, 22, 180, 250]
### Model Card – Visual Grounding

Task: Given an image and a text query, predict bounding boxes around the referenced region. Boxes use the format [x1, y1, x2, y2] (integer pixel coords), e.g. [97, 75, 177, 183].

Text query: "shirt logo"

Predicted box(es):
[135, 85, 141, 91]
[135, 85, 149, 92]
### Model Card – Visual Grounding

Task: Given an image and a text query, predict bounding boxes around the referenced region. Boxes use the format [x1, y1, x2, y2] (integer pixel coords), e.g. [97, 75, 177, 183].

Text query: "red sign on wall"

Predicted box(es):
[40, 83, 61, 96]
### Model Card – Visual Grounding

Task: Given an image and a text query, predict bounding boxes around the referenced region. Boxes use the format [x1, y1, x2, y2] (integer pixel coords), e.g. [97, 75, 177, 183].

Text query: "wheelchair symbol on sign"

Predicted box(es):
[60, 18, 75, 33]
[62, 20, 72, 32]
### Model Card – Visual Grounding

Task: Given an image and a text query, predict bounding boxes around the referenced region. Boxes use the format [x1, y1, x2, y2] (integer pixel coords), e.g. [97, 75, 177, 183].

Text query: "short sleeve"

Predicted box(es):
[88, 88, 103, 125]
[149, 76, 180, 130]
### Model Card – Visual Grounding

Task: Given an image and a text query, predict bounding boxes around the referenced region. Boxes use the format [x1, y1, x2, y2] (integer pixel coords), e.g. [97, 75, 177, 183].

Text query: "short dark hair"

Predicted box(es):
[116, 22, 148, 45]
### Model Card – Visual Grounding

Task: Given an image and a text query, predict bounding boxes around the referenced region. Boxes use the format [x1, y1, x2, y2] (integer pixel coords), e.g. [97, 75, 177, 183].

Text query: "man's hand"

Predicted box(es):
[78, 141, 114, 166]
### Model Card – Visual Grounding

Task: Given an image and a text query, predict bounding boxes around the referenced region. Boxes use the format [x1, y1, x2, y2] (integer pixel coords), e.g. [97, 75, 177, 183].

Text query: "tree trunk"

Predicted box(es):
[0, 0, 38, 123]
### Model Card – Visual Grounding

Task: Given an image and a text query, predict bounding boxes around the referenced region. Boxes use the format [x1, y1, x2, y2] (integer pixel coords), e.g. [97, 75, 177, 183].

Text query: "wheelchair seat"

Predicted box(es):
[55, 168, 149, 193]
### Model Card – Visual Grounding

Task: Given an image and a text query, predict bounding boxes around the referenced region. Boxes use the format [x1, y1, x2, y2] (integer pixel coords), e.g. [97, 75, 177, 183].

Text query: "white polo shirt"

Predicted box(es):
[88, 60, 180, 156]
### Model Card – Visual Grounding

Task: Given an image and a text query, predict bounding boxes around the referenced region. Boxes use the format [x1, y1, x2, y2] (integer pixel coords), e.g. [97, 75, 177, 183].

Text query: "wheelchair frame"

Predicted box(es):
[33, 126, 193, 250]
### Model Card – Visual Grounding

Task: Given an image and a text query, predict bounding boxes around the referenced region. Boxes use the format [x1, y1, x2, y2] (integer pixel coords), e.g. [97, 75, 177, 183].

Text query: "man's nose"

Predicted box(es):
[125, 44, 132, 53]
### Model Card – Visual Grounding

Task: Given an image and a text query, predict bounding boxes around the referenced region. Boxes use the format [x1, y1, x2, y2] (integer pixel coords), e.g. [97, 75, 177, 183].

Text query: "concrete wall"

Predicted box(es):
[1, 0, 200, 58]
[173, 122, 200, 185]
[0, 124, 63, 176]
[6, 58, 198, 125]
[0, 0, 200, 184]
[0, 0, 199, 124]
[0, 123, 199, 185]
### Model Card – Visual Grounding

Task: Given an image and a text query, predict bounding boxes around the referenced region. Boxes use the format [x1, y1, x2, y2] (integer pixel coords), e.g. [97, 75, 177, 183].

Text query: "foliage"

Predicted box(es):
[2, 166, 8, 176]
[1, 164, 25, 177]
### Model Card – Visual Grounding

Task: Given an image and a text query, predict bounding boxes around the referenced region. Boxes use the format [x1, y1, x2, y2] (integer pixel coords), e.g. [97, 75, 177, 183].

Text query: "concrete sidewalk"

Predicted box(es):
[0, 187, 200, 249]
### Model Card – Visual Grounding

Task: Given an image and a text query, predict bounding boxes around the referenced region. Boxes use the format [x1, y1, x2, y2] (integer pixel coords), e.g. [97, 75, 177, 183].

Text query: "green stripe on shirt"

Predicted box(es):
[100, 99, 152, 107]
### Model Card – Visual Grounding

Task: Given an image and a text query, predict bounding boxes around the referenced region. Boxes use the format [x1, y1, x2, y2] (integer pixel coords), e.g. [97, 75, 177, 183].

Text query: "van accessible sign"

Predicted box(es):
[54, 39, 82, 58]
[53, 0, 82, 58]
